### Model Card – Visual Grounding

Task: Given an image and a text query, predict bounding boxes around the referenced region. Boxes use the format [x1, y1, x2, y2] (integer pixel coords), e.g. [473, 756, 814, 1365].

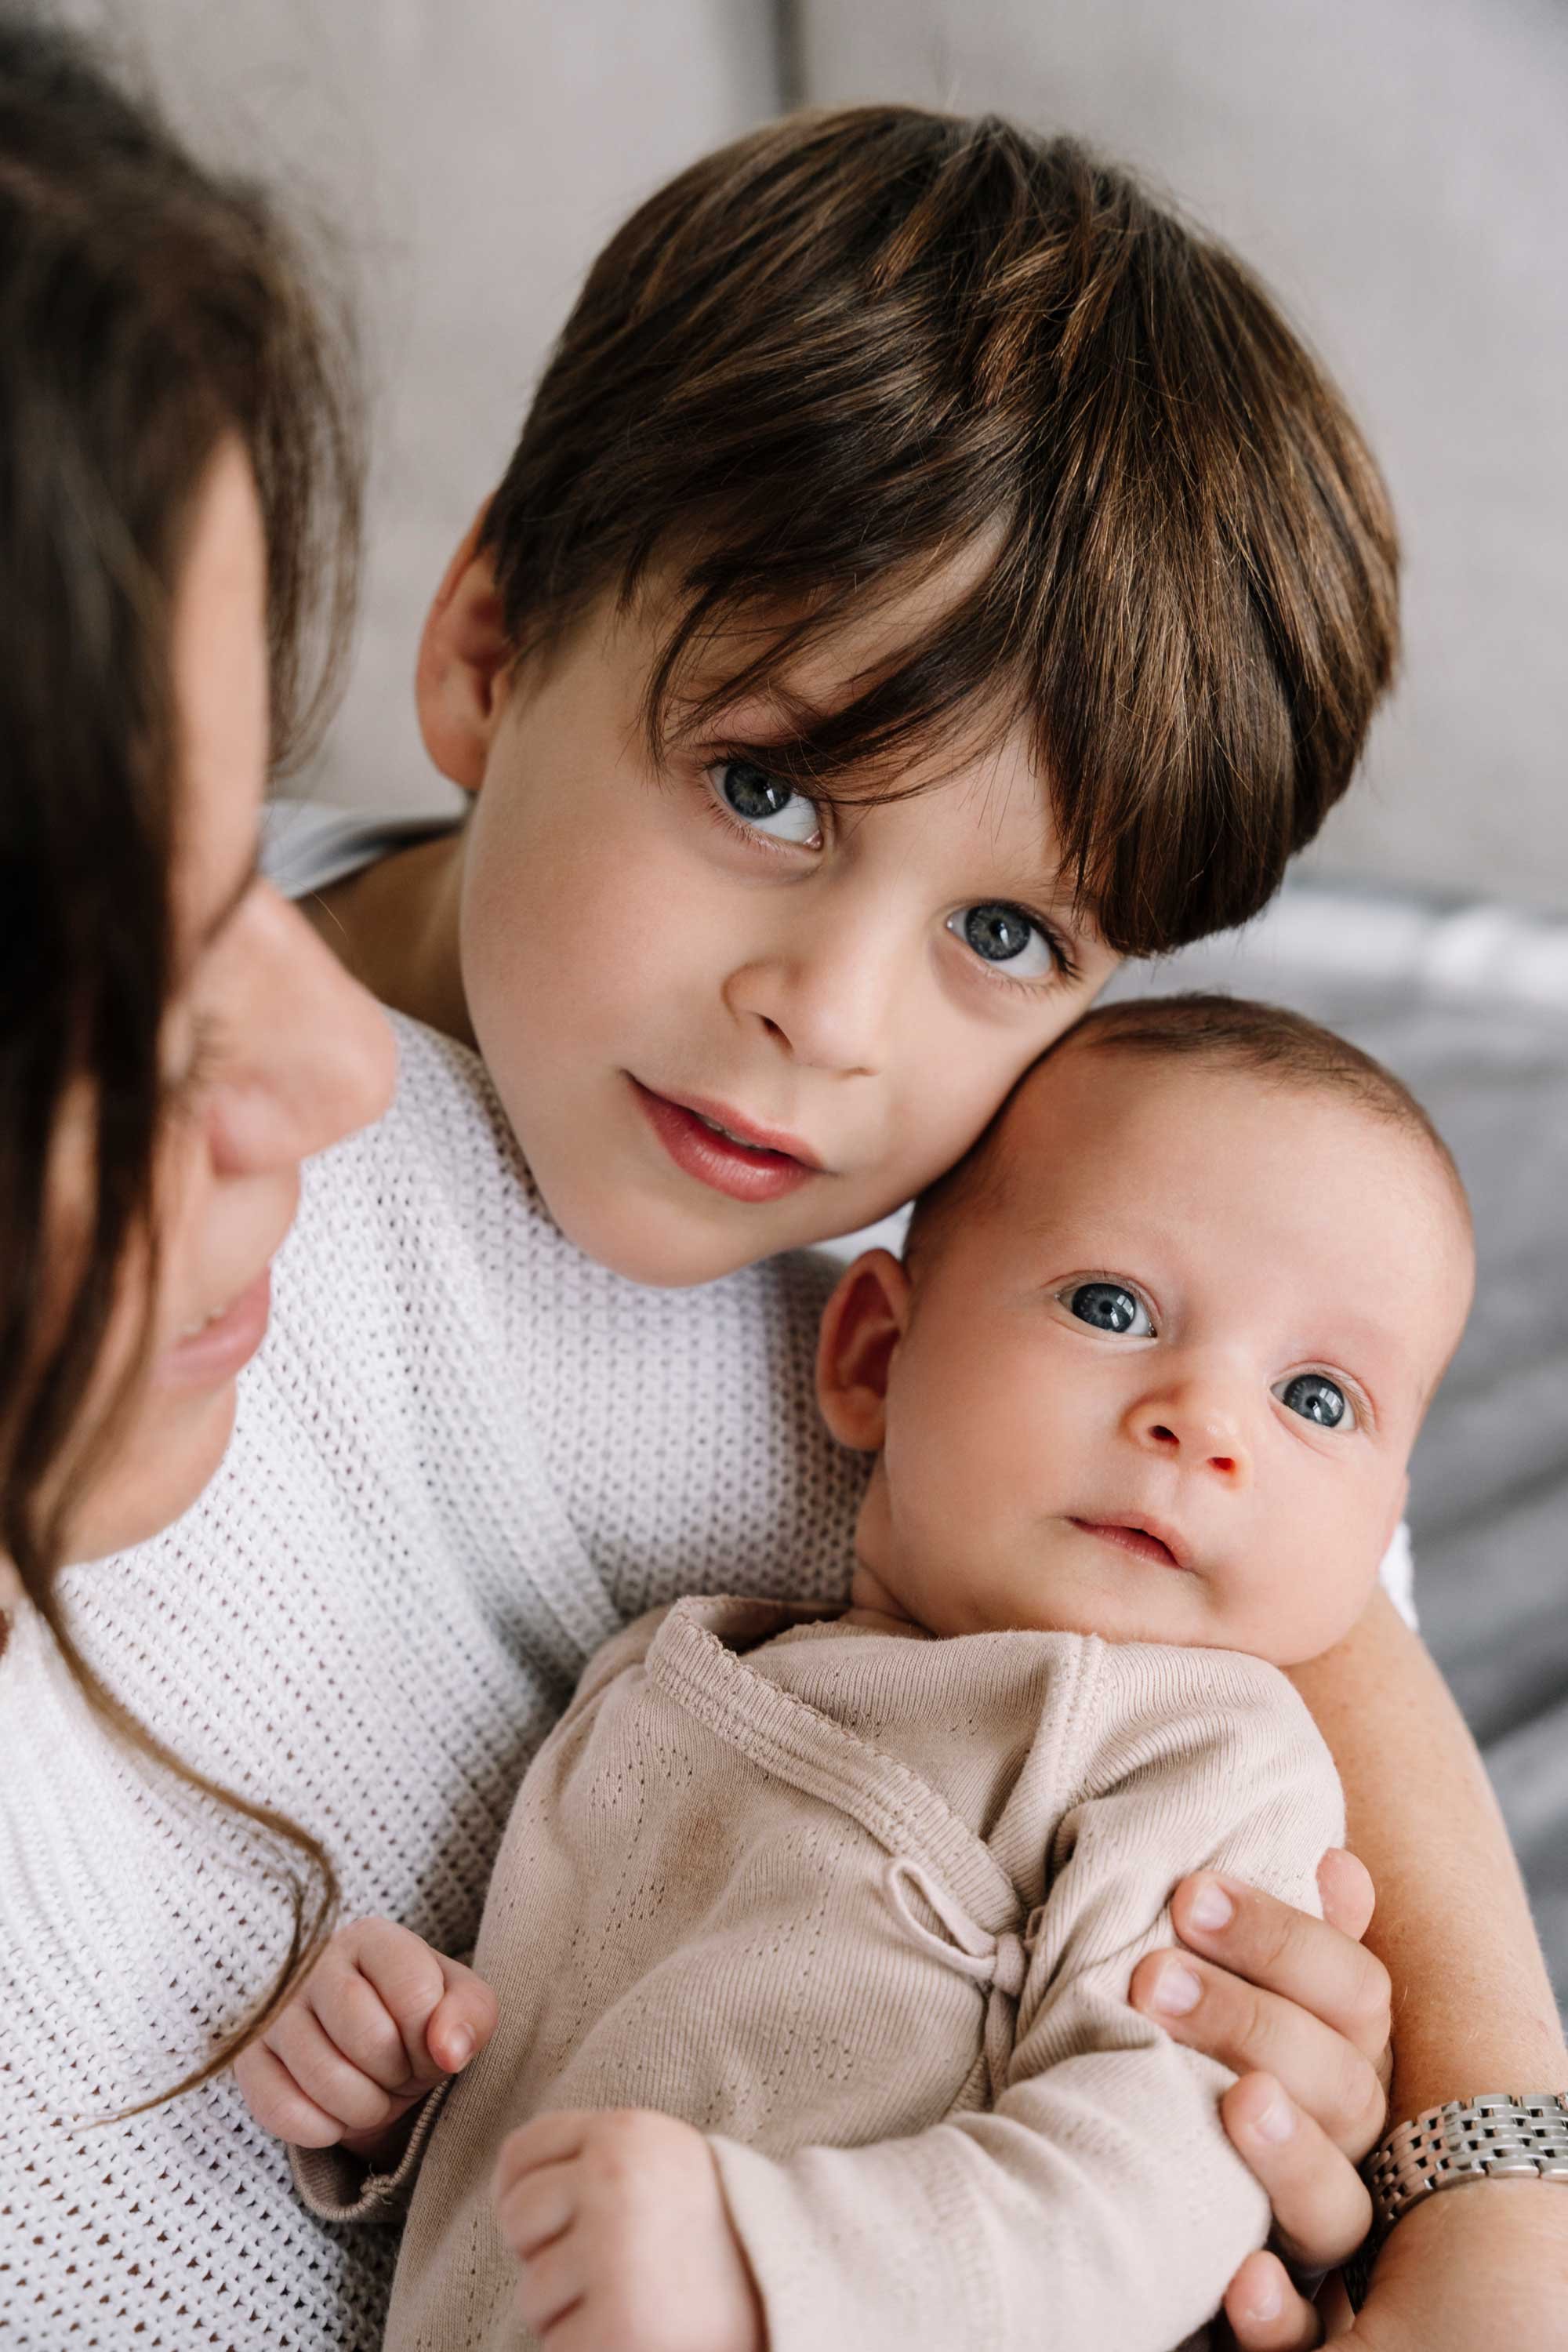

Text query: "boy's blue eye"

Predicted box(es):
[1063, 1280, 1153, 1337]
[948, 902, 1060, 981]
[715, 759, 822, 847]
[1275, 1372, 1355, 1431]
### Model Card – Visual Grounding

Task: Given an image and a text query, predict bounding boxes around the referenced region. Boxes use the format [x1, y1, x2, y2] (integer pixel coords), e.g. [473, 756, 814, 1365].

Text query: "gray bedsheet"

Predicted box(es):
[1112, 884, 1568, 2023]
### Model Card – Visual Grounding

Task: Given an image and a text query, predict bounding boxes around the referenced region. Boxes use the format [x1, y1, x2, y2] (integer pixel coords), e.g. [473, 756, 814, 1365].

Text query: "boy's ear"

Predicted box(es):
[415, 503, 513, 795]
[815, 1249, 912, 1453]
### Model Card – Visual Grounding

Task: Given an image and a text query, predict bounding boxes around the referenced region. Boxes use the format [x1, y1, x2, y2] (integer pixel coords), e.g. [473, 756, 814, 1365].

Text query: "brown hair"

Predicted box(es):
[906, 991, 1468, 1273]
[481, 106, 1399, 955]
[0, 15, 360, 2104]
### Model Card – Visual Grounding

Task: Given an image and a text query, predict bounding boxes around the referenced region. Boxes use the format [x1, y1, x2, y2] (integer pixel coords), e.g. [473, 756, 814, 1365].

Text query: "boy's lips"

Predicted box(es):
[1069, 1513, 1193, 1572]
[630, 1078, 824, 1203]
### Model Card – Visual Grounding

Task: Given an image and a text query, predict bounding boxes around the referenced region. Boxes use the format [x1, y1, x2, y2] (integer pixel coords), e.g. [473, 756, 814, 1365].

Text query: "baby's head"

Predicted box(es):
[818, 996, 1474, 1666]
[413, 108, 1399, 1285]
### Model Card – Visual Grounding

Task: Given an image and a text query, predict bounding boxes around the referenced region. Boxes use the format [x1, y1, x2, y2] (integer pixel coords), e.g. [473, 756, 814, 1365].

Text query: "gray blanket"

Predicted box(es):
[1112, 884, 1568, 2024]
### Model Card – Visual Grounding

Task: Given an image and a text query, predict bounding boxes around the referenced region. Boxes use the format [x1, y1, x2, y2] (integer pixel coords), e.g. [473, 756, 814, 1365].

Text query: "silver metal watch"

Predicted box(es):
[1342, 2091, 1568, 2309]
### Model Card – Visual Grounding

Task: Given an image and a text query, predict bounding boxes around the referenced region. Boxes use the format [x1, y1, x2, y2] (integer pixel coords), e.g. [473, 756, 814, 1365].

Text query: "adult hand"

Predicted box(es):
[1128, 1846, 1391, 2344]
[1221, 2171, 1568, 2347]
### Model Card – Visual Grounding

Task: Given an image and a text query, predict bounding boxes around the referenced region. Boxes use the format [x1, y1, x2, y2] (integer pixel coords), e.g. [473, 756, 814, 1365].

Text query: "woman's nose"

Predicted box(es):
[1124, 1374, 1254, 1486]
[206, 887, 397, 1173]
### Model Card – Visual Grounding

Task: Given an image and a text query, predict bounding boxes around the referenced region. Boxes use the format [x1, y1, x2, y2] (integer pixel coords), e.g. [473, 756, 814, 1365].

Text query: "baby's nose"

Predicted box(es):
[1127, 1384, 1252, 1485]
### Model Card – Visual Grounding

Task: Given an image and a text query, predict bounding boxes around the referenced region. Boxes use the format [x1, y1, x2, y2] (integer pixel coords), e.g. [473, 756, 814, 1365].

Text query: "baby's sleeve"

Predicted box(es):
[711, 1649, 1344, 2352]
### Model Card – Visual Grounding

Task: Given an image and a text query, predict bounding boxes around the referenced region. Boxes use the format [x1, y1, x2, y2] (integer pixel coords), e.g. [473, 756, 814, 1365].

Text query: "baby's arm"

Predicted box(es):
[492, 1654, 1337, 2352]
[234, 1916, 497, 2211]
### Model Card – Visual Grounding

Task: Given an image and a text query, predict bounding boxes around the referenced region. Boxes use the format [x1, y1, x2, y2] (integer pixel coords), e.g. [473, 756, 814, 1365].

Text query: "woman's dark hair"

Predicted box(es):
[481, 106, 1399, 955]
[0, 13, 361, 2103]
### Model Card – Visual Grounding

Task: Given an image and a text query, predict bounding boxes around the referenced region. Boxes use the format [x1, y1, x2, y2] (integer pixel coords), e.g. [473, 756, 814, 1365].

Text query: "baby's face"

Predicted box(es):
[859, 1047, 1474, 1664]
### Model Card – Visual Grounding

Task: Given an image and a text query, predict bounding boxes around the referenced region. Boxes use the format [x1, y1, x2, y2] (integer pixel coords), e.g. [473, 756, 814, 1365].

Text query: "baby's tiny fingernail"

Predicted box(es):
[446, 2027, 474, 2068]
[1150, 1962, 1202, 2016]
[1187, 1878, 1234, 1933]
[1251, 2088, 1297, 2144]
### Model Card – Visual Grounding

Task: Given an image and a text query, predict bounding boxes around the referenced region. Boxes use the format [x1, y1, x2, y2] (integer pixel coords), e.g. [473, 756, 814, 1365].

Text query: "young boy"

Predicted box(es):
[239, 996, 1477, 2352]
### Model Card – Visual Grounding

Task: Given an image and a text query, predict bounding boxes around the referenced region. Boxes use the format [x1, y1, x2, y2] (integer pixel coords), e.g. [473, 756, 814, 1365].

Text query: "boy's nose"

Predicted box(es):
[723, 936, 895, 1077]
[1124, 1377, 1253, 1486]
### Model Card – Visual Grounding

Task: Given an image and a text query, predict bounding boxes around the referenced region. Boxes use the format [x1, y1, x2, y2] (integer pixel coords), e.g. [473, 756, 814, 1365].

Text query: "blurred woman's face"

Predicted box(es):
[21, 440, 397, 1577]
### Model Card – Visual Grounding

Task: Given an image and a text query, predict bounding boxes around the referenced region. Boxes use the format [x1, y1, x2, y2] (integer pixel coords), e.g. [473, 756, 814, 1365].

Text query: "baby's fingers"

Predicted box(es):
[425, 1961, 498, 2078]
[325, 1917, 495, 2092]
[232, 2038, 355, 2151]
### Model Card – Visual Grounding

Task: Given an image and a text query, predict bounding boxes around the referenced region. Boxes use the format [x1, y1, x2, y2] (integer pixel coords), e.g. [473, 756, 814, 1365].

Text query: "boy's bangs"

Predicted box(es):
[483, 108, 1398, 961]
[641, 503, 1297, 964]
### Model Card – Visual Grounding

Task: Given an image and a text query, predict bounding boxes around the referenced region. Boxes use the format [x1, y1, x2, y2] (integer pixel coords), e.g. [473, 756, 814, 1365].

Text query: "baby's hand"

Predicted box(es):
[493, 2107, 764, 2351]
[233, 1915, 497, 2161]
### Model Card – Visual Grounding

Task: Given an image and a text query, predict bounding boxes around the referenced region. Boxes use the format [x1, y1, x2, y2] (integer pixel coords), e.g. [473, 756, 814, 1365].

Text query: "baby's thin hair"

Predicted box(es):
[906, 992, 1469, 1271]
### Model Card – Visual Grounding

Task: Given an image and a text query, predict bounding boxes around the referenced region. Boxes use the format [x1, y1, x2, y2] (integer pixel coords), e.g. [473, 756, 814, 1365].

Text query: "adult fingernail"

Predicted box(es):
[446, 2027, 474, 2068]
[1188, 1878, 1234, 1933]
[1252, 2088, 1296, 2143]
[1151, 1962, 1202, 2016]
[1245, 2274, 1284, 2321]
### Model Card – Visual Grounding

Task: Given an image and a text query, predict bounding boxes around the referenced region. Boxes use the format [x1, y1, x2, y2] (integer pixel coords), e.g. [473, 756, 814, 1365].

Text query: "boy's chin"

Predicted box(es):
[542, 1180, 792, 1290]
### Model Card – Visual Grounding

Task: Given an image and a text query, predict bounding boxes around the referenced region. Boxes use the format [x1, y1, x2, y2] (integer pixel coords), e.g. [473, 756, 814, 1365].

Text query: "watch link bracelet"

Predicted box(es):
[1341, 2091, 1568, 2310]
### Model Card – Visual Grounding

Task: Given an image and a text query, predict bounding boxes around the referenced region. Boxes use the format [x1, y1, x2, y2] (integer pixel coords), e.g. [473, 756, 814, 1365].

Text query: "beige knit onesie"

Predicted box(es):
[299, 1595, 1343, 2352]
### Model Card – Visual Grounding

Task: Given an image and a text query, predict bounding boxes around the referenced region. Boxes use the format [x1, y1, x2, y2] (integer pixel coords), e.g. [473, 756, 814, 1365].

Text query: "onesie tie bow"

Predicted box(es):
[883, 1857, 1043, 2102]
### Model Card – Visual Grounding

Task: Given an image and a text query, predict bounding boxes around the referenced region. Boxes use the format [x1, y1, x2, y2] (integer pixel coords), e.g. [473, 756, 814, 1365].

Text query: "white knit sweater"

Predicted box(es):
[0, 1016, 866, 2350]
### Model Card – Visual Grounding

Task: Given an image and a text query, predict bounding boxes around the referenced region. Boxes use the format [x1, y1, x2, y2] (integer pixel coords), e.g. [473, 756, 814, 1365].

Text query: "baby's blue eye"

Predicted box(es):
[948, 902, 1059, 981]
[1063, 1281, 1154, 1338]
[1275, 1372, 1355, 1431]
[714, 759, 822, 847]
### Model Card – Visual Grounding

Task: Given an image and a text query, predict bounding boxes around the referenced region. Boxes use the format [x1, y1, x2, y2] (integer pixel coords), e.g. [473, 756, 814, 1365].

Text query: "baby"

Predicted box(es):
[238, 994, 1475, 2352]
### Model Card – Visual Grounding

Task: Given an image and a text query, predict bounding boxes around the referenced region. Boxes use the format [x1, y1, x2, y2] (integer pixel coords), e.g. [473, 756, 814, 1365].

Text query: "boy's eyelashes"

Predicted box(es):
[706, 754, 825, 850]
[948, 904, 1080, 987]
[699, 755, 1081, 989]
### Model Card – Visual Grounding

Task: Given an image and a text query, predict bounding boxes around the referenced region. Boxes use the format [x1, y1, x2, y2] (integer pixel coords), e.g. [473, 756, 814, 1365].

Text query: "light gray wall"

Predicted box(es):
[797, 0, 1568, 910]
[61, 0, 782, 820]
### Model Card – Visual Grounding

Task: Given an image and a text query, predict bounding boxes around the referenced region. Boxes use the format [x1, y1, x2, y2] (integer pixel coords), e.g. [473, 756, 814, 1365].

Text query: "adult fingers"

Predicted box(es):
[1221, 2251, 1323, 2352]
[1221, 2072, 1374, 2270]
[1129, 1948, 1387, 2158]
[1315, 1849, 1375, 1944]
[1169, 1875, 1392, 2071]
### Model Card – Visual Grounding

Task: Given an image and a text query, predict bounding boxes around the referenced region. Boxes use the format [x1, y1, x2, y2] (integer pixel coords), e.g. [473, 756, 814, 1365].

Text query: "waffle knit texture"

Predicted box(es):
[298, 1595, 1343, 2352]
[0, 1018, 866, 2350]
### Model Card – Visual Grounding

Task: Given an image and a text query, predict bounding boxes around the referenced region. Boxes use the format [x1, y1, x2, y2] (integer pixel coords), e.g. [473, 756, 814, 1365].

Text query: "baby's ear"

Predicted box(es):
[415, 503, 513, 794]
[815, 1249, 911, 1452]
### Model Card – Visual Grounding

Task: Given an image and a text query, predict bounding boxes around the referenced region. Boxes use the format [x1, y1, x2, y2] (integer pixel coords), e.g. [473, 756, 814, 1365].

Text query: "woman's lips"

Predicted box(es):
[157, 1266, 273, 1390]
[630, 1079, 821, 1204]
[1069, 1517, 1190, 1570]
